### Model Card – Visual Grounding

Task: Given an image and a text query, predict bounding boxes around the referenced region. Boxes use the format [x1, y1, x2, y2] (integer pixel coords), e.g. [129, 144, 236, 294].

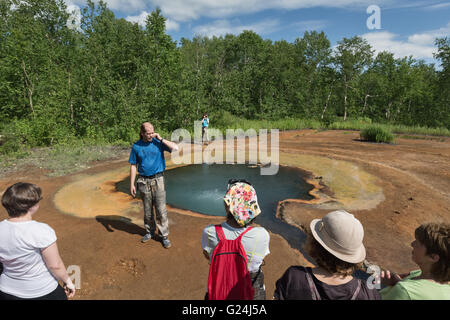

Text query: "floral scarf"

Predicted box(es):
[223, 182, 261, 226]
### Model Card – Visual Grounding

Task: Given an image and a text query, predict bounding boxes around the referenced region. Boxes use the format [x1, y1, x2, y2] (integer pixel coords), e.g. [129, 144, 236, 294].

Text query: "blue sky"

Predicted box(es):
[65, 0, 450, 65]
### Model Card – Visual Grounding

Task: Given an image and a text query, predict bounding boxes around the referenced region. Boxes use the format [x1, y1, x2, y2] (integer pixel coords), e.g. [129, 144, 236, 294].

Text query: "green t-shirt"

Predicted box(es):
[380, 270, 450, 300]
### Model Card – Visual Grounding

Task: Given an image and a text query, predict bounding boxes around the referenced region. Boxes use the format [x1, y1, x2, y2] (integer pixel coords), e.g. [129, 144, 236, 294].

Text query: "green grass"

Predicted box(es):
[0, 142, 130, 178]
[360, 126, 395, 144]
[399, 135, 446, 142]
[1, 114, 449, 177]
[329, 120, 450, 137]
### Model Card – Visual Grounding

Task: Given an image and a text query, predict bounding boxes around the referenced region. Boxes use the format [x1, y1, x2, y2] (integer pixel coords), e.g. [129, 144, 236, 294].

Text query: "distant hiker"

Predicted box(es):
[0, 182, 75, 300]
[129, 122, 179, 249]
[201, 179, 270, 300]
[379, 222, 450, 300]
[274, 210, 381, 300]
[201, 112, 209, 145]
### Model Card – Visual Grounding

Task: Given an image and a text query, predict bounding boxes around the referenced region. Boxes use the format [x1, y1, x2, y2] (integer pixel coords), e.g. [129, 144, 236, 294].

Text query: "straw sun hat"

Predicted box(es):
[310, 210, 366, 264]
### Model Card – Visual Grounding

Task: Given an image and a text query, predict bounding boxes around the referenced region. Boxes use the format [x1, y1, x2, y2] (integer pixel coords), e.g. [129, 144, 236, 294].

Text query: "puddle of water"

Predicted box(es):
[280, 153, 385, 210]
[53, 168, 142, 225]
[114, 163, 315, 252]
[163, 164, 314, 217]
[53, 153, 384, 257]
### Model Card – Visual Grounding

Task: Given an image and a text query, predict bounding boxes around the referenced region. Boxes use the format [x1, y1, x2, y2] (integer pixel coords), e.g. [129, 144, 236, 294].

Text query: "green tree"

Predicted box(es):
[334, 36, 373, 120]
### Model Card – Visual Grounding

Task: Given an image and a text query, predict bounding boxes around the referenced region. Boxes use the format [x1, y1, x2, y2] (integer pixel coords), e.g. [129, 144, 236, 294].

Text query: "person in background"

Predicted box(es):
[0, 182, 75, 300]
[201, 112, 209, 145]
[274, 210, 380, 300]
[380, 222, 450, 300]
[202, 179, 270, 299]
[129, 122, 179, 249]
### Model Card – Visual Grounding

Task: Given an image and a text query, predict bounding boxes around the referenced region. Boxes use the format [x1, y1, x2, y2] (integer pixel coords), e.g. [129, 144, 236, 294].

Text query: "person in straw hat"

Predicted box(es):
[201, 179, 270, 299]
[273, 210, 380, 300]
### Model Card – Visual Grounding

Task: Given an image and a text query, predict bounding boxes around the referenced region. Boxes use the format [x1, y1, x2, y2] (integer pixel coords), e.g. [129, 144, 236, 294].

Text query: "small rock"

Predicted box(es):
[394, 210, 400, 214]
[408, 197, 414, 201]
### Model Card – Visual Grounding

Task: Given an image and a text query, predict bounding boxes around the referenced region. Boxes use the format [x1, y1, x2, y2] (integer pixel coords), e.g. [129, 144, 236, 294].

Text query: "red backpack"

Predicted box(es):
[207, 225, 254, 300]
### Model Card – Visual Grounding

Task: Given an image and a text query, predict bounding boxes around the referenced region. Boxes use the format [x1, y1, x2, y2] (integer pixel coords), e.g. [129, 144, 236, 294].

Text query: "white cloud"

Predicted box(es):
[424, 2, 450, 10]
[192, 19, 280, 38]
[166, 18, 180, 31]
[126, 11, 180, 31]
[64, 0, 148, 13]
[362, 22, 450, 60]
[126, 11, 149, 27]
[291, 20, 328, 32]
[64, 1, 82, 30]
[150, 0, 394, 22]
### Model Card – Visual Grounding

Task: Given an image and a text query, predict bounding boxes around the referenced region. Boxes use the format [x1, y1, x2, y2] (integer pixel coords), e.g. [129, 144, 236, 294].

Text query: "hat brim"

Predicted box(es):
[310, 219, 366, 264]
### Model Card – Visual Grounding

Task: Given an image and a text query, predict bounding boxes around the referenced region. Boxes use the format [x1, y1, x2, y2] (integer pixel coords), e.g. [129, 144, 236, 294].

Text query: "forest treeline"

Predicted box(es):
[0, 0, 449, 149]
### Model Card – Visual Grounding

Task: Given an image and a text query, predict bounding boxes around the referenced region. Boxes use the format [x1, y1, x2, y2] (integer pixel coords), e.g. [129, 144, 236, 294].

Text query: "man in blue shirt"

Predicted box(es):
[129, 122, 179, 248]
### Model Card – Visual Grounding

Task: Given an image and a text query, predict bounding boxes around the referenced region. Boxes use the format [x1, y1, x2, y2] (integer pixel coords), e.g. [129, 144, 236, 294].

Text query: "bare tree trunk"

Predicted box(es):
[89, 66, 97, 103]
[344, 84, 348, 121]
[196, 44, 200, 115]
[259, 87, 262, 108]
[22, 60, 35, 118]
[363, 94, 369, 114]
[321, 82, 334, 119]
[385, 101, 392, 120]
[68, 72, 74, 124]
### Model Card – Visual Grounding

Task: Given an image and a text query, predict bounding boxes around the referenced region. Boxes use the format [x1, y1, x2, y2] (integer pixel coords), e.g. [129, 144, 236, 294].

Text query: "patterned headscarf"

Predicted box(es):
[224, 182, 261, 227]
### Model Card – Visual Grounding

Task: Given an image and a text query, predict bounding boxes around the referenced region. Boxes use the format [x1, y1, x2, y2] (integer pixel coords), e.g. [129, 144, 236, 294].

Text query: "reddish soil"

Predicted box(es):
[0, 130, 449, 299]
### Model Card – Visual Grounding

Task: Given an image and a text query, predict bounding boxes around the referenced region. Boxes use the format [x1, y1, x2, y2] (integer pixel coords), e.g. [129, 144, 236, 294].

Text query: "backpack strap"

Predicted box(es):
[214, 225, 226, 241]
[305, 267, 321, 300]
[350, 279, 362, 300]
[305, 267, 362, 300]
[237, 226, 253, 240]
[214, 225, 253, 242]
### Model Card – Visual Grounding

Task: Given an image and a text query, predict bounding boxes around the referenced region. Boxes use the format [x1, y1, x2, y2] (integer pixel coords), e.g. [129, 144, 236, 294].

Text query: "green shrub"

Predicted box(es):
[360, 126, 394, 143]
[0, 132, 23, 155]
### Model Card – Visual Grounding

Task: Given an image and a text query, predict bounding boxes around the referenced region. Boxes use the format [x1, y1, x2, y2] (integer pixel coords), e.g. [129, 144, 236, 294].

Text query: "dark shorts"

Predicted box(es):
[251, 270, 266, 300]
[0, 284, 67, 300]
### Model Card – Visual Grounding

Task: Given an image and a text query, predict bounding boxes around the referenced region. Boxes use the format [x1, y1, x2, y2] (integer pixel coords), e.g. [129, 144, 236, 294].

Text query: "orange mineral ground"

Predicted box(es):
[1, 129, 449, 299]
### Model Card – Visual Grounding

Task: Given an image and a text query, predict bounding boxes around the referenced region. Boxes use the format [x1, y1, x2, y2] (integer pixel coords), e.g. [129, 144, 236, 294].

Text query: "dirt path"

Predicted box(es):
[0, 129, 449, 299]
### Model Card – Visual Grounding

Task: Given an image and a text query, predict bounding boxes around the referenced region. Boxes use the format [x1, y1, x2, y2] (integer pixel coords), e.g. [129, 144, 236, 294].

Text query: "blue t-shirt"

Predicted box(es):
[202, 118, 209, 127]
[129, 139, 171, 176]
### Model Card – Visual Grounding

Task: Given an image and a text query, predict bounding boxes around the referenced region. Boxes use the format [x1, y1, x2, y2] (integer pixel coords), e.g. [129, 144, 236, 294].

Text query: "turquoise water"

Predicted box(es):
[117, 164, 372, 278]
[164, 164, 313, 218]
[116, 164, 315, 251]
[164, 164, 314, 250]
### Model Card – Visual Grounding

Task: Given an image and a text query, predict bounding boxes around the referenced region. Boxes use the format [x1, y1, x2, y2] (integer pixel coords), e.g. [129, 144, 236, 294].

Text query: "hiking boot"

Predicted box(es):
[162, 237, 171, 249]
[141, 233, 153, 243]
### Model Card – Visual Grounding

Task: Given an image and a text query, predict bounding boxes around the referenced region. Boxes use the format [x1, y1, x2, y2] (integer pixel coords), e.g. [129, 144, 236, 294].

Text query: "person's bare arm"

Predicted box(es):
[130, 164, 137, 197]
[380, 269, 405, 287]
[153, 133, 179, 152]
[203, 250, 210, 263]
[41, 242, 75, 298]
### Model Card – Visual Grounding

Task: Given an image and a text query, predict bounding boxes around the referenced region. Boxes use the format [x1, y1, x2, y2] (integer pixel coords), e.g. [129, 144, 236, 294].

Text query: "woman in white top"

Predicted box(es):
[202, 179, 270, 299]
[0, 182, 75, 300]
